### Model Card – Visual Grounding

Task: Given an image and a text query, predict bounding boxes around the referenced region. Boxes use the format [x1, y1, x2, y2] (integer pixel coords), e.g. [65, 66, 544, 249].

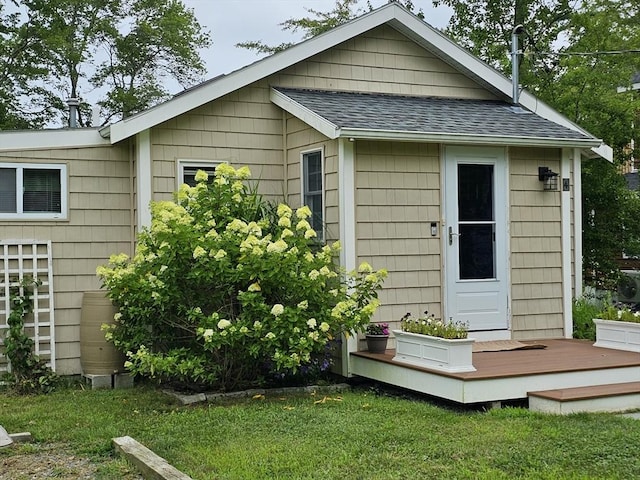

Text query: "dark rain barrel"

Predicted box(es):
[80, 291, 126, 375]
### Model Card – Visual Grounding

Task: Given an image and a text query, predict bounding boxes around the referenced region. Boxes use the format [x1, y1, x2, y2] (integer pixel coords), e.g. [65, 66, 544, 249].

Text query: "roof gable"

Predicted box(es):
[102, 2, 611, 160]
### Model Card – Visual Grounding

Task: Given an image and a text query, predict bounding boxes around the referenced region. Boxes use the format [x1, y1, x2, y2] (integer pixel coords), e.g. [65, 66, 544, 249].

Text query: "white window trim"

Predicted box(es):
[300, 147, 325, 241]
[176, 159, 221, 188]
[0, 162, 68, 221]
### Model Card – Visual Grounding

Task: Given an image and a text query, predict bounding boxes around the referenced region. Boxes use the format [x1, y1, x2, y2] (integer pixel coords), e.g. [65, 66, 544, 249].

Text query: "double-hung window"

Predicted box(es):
[0, 163, 67, 220]
[177, 160, 219, 187]
[302, 150, 324, 240]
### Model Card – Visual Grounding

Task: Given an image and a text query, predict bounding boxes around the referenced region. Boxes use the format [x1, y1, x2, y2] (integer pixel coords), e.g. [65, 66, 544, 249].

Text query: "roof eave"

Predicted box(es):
[270, 88, 339, 139]
[0, 128, 109, 152]
[337, 128, 603, 149]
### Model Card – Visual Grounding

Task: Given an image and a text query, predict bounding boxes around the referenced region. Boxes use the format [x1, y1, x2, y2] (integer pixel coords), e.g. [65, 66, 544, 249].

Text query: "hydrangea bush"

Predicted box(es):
[98, 164, 386, 390]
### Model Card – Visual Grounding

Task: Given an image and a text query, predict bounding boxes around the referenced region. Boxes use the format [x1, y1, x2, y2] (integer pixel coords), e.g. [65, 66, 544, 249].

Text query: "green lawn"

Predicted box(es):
[1, 385, 639, 479]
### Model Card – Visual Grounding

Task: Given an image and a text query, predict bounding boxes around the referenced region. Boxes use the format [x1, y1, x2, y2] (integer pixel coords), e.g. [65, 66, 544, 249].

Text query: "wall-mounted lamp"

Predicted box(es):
[538, 166, 558, 191]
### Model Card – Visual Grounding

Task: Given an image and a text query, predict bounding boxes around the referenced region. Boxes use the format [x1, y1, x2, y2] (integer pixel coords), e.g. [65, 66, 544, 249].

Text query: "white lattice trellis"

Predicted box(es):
[0, 240, 56, 373]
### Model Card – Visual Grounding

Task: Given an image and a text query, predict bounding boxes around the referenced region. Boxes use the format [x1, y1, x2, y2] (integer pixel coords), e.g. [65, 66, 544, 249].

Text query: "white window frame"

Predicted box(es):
[176, 159, 220, 188]
[0, 163, 68, 220]
[300, 148, 325, 241]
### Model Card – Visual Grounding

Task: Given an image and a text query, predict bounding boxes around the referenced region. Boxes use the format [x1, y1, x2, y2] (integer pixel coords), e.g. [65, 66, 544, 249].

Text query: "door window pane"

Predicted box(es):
[459, 224, 495, 279]
[458, 164, 493, 221]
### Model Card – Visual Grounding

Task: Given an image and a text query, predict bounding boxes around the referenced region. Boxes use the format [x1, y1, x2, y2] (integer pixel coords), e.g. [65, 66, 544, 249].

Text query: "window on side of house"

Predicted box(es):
[302, 150, 324, 240]
[178, 160, 220, 187]
[0, 163, 67, 220]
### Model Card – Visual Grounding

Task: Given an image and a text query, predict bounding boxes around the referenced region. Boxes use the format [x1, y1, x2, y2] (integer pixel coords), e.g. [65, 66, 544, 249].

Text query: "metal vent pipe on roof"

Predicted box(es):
[511, 25, 525, 106]
[67, 97, 79, 128]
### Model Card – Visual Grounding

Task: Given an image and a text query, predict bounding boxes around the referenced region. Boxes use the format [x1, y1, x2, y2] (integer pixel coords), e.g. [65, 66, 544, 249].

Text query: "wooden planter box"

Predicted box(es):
[392, 330, 476, 373]
[593, 319, 640, 353]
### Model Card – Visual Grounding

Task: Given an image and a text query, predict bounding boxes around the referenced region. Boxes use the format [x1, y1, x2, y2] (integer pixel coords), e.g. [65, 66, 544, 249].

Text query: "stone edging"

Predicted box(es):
[163, 383, 352, 406]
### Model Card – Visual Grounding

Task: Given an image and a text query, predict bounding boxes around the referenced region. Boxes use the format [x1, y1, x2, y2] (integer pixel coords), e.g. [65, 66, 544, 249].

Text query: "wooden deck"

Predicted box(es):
[350, 339, 640, 405]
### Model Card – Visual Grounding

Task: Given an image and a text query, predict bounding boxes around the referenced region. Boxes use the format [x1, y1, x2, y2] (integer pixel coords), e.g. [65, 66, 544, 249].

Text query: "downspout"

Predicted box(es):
[511, 25, 525, 106]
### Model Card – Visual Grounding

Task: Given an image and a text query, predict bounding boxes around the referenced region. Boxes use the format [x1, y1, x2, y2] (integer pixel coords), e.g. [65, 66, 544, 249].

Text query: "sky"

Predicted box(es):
[181, 0, 453, 80]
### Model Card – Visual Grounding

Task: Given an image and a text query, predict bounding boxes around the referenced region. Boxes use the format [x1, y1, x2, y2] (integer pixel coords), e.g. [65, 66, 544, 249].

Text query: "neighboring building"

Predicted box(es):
[0, 4, 611, 376]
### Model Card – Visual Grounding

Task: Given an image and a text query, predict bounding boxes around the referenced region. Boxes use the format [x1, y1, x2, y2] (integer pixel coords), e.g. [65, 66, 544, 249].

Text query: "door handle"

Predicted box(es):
[448, 226, 461, 245]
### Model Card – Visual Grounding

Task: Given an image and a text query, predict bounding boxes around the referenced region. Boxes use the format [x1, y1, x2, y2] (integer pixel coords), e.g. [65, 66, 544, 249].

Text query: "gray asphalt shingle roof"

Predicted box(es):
[274, 87, 593, 141]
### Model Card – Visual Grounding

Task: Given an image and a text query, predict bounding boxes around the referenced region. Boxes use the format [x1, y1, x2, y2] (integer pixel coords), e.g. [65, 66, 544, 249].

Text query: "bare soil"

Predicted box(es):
[0, 443, 142, 479]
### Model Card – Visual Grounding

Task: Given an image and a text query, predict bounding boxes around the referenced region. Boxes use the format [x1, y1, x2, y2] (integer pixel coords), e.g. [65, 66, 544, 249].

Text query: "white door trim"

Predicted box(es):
[443, 145, 510, 336]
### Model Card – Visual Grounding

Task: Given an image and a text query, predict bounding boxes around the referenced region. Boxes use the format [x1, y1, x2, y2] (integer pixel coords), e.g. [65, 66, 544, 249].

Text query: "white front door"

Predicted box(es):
[444, 146, 509, 333]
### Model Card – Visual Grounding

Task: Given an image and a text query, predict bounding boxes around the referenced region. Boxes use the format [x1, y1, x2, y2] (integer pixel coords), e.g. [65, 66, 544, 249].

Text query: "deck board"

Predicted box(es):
[529, 382, 640, 401]
[351, 339, 640, 381]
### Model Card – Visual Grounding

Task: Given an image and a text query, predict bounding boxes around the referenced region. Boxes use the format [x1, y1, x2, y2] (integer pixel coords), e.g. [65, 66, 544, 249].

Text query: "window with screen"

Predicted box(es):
[0, 163, 67, 219]
[302, 150, 323, 240]
[178, 161, 219, 187]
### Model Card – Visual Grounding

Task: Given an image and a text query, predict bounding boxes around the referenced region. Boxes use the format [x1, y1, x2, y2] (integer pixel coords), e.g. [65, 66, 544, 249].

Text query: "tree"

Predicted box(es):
[92, 0, 211, 121]
[238, 0, 423, 55]
[22, 0, 122, 127]
[0, 0, 210, 128]
[546, 0, 640, 161]
[438, 0, 640, 288]
[0, 1, 53, 129]
[432, 0, 575, 94]
[582, 160, 640, 288]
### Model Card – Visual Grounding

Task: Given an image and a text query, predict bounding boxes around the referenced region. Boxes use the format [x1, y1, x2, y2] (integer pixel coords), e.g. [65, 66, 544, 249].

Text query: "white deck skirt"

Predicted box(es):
[349, 355, 640, 404]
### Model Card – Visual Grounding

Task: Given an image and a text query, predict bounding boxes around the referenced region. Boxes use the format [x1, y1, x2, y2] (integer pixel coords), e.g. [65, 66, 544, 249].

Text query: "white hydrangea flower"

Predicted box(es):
[217, 319, 231, 329]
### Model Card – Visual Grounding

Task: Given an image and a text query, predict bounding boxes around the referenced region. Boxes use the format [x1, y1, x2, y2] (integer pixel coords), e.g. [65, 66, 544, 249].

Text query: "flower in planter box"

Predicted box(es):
[365, 322, 389, 336]
[400, 311, 469, 339]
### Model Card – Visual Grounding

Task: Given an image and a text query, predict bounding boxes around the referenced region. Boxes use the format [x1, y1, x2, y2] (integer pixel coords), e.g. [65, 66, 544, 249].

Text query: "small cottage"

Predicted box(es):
[0, 3, 611, 376]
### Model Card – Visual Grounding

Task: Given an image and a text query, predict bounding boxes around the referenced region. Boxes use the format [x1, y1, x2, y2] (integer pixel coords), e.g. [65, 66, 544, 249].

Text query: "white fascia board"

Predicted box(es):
[582, 143, 613, 162]
[108, 5, 400, 144]
[0, 128, 109, 152]
[270, 89, 339, 139]
[337, 128, 601, 149]
[617, 82, 640, 93]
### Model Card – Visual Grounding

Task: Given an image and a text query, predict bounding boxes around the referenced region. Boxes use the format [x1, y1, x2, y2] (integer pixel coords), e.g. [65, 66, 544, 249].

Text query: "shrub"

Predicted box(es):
[572, 295, 602, 340]
[98, 164, 386, 390]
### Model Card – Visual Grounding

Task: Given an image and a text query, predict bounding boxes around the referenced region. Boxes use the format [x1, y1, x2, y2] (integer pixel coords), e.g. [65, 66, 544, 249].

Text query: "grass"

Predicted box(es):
[1, 384, 639, 479]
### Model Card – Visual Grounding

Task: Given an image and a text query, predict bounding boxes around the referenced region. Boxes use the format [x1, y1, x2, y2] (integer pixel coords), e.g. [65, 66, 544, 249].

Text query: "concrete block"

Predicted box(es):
[9, 432, 33, 443]
[114, 373, 134, 389]
[83, 374, 113, 390]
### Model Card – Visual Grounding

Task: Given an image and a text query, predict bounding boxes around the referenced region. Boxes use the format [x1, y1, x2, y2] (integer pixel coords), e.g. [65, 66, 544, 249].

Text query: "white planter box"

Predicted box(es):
[593, 319, 640, 353]
[392, 330, 476, 373]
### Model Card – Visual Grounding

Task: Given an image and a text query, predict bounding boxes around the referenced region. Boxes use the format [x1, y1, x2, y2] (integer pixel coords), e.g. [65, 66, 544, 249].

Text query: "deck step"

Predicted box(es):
[528, 382, 640, 414]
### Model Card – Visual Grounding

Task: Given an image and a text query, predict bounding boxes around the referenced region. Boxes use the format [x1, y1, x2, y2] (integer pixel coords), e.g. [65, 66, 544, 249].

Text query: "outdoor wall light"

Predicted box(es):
[538, 166, 559, 191]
